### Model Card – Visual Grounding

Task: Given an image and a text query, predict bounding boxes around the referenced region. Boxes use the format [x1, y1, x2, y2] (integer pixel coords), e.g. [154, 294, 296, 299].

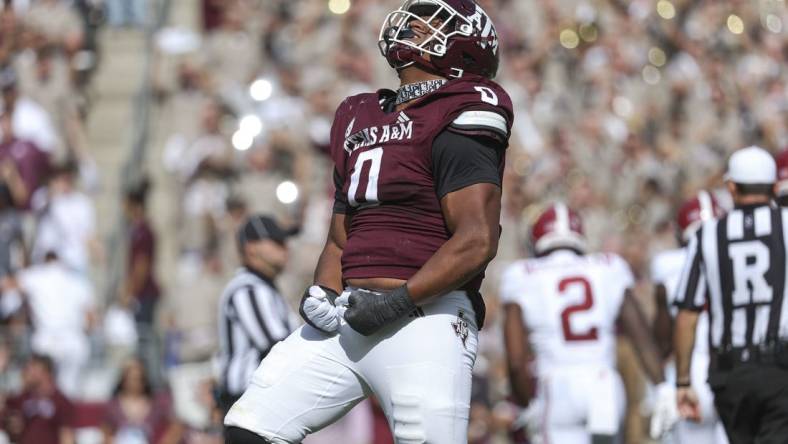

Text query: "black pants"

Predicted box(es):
[225, 426, 270, 444]
[710, 364, 788, 444]
[217, 391, 241, 415]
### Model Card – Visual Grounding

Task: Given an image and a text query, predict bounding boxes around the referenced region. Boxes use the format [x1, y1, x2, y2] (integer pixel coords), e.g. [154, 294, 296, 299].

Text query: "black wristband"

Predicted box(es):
[317, 285, 340, 304]
[676, 381, 691, 388]
[385, 285, 417, 319]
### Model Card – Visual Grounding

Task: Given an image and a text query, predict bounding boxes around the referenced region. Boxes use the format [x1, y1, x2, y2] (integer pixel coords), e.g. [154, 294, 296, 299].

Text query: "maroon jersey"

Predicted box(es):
[330, 75, 514, 291]
[4, 389, 74, 444]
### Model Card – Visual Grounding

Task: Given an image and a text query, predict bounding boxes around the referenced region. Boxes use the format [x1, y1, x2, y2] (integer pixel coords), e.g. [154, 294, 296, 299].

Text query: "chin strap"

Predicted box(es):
[395, 78, 447, 106]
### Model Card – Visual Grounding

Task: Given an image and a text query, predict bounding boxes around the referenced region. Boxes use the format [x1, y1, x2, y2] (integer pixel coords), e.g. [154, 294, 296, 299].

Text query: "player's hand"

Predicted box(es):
[649, 382, 680, 439]
[344, 285, 417, 336]
[299, 285, 343, 334]
[676, 386, 701, 422]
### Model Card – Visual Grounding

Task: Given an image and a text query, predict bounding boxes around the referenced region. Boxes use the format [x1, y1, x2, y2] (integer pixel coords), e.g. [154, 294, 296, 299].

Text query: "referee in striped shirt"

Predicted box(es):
[216, 215, 298, 413]
[674, 146, 786, 443]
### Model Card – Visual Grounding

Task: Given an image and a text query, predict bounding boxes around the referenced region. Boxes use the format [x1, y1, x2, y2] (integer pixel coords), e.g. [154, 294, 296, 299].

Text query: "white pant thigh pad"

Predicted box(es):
[225, 290, 479, 444]
[356, 291, 479, 444]
[533, 366, 624, 441]
[224, 326, 368, 443]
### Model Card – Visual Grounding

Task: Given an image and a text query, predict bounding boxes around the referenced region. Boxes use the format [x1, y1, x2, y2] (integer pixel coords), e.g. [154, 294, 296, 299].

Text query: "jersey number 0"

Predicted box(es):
[346, 86, 499, 208]
[348, 147, 383, 207]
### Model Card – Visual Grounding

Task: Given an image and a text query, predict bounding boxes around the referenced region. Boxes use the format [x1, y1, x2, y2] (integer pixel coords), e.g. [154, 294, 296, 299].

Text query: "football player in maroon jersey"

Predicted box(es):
[224, 1, 514, 443]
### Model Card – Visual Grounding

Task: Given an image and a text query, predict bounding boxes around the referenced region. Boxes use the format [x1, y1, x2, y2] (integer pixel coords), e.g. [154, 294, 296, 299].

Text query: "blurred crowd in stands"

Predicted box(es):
[0, 0, 100, 401]
[0, 0, 786, 443]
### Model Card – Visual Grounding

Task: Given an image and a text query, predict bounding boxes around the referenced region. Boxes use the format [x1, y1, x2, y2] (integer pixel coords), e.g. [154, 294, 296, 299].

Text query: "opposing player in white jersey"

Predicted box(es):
[649, 191, 728, 443]
[502, 203, 665, 444]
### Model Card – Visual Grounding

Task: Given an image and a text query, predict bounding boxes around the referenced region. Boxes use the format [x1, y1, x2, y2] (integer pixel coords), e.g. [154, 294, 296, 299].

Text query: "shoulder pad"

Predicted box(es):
[451, 110, 508, 137]
[413, 76, 513, 142]
[605, 253, 635, 285]
[443, 77, 512, 143]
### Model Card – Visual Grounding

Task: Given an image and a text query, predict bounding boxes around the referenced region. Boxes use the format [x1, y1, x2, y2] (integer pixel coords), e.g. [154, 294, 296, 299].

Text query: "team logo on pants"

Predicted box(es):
[452, 310, 470, 349]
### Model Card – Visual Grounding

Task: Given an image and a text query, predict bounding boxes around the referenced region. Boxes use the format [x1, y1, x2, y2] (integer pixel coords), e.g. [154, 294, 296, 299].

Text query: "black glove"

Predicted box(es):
[344, 285, 417, 336]
[299, 285, 342, 333]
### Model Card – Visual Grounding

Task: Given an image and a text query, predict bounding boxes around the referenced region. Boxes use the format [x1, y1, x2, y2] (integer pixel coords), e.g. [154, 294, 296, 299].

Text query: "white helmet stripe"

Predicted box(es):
[555, 202, 570, 235]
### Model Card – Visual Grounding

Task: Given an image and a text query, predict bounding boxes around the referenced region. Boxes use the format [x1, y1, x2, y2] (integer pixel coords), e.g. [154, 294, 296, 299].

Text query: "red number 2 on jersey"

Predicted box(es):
[557, 276, 598, 342]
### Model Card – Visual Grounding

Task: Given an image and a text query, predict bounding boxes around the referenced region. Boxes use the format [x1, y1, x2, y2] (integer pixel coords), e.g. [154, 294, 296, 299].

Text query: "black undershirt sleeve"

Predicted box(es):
[332, 168, 349, 214]
[431, 130, 505, 200]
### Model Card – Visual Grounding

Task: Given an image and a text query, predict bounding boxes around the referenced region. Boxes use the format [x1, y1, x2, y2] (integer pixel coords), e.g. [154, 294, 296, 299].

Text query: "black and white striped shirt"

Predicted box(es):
[676, 204, 788, 351]
[217, 268, 298, 396]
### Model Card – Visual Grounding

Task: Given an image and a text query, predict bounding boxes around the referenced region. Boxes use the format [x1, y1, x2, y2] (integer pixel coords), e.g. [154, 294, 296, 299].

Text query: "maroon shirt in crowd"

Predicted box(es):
[202, 0, 224, 31]
[129, 219, 160, 301]
[329, 75, 513, 291]
[0, 137, 51, 208]
[4, 389, 74, 444]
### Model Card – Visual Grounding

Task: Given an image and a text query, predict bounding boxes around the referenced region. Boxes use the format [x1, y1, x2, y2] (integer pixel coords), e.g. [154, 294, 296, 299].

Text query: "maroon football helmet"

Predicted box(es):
[531, 203, 587, 256]
[776, 150, 788, 198]
[378, 0, 500, 79]
[676, 190, 723, 244]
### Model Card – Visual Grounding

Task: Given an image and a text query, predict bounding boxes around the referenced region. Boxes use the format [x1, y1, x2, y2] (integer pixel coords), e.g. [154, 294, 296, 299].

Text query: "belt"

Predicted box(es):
[711, 341, 788, 371]
[467, 290, 486, 330]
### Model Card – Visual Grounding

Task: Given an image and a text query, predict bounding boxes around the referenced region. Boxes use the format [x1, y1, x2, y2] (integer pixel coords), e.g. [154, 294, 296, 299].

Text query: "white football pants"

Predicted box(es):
[524, 365, 625, 444]
[224, 290, 479, 444]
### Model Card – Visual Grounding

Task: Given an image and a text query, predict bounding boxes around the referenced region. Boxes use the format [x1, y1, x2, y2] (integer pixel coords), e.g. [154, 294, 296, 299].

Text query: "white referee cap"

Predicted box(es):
[724, 146, 776, 185]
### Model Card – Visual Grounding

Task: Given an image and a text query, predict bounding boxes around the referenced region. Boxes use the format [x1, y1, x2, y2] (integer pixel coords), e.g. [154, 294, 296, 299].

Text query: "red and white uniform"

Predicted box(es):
[651, 249, 728, 444]
[650, 190, 727, 443]
[651, 248, 710, 354]
[776, 149, 788, 198]
[501, 251, 633, 443]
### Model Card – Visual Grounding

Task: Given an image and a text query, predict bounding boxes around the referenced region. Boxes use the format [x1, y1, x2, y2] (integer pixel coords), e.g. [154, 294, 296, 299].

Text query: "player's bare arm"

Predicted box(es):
[407, 182, 501, 301]
[299, 213, 350, 334]
[653, 283, 673, 359]
[618, 290, 665, 384]
[313, 212, 348, 294]
[343, 181, 503, 336]
[344, 181, 502, 335]
[503, 302, 535, 406]
[674, 308, 701, 421]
